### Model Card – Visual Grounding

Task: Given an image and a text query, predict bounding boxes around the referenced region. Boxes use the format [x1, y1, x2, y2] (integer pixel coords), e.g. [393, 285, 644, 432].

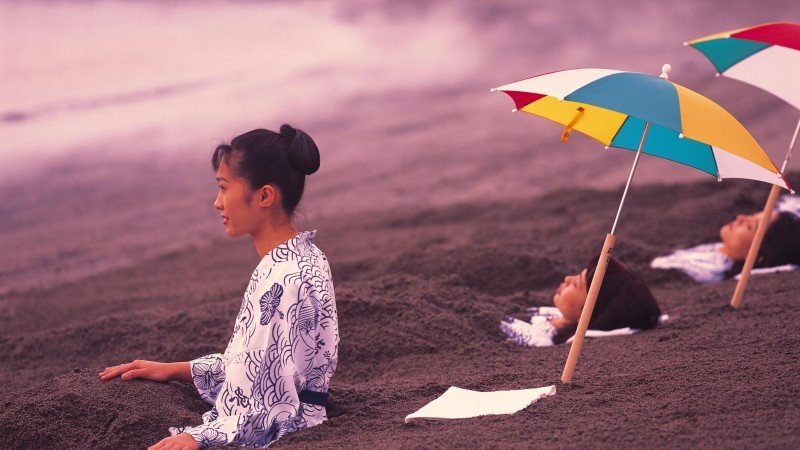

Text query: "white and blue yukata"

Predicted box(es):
[650, 195, 800, 284]
[499, 307, 560, 347]
[650, 242, 732, 284]
[169, 231, 338, 448]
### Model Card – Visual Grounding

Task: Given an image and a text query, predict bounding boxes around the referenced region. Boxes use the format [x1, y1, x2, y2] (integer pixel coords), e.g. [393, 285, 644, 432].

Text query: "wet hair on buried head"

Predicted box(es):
[212, 124, 320, 215]
[725, 211, 800, 278]
[553, 255, 661, 344]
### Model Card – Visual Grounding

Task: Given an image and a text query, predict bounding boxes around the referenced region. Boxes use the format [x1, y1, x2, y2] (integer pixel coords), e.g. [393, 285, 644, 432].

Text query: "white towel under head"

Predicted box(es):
[734, 264, 799, 279]
[500, 306, 670, 348]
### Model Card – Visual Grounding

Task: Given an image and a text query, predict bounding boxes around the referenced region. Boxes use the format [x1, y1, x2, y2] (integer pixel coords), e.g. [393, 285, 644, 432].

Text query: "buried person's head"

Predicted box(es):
[552, 255, 661, 342]
[719, 210, 778, 261]
[211, 125, 320, 238]
[724, 211, 800, 277]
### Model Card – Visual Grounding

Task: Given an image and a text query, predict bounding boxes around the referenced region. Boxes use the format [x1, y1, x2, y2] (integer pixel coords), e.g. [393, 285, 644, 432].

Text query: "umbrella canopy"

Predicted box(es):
[493, 68, 790, 190]
[686, 22, 800, 110]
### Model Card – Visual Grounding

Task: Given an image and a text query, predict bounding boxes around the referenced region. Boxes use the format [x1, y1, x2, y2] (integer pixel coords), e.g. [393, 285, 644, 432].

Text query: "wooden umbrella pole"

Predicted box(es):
[730, 116, 799, 309]
[561, 122, 650, 384]
[730, 185, 781, 308]
[560, 233, 616, 383]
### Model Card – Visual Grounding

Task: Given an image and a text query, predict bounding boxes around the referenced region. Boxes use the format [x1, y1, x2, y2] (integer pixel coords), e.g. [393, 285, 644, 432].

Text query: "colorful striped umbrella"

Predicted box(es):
[492, 66, 791, 384]
[493, 67, 790, 189]
[687, 22, 800, 308]
[686, 22, 800, 110]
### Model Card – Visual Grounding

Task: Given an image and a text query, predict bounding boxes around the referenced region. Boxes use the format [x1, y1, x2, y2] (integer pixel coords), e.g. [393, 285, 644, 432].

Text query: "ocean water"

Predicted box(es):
[3, 0, 796, 182]
[1, 0, 494, 174]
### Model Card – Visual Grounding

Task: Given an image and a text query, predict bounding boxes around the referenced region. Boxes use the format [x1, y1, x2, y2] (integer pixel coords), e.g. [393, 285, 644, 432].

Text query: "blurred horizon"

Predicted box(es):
[1, 0, 798, 295]
[3, 1, 797, 181]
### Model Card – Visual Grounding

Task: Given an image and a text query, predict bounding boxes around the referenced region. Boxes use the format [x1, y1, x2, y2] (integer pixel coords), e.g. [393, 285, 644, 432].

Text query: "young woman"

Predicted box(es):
[651, 198, 800, 283]
[99, 125, 338, 449]
[501, 255, 661, 347]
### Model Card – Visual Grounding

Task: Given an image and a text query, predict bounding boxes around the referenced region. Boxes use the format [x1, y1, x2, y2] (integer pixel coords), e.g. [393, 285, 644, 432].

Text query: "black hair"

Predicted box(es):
[724, 211, 800, 278]
[211, 124, 320, 215]
[552, 255, 661, 344]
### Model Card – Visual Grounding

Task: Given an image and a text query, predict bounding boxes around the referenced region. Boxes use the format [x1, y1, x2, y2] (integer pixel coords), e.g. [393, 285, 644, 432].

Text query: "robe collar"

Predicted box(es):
[256, 230, 316, 271]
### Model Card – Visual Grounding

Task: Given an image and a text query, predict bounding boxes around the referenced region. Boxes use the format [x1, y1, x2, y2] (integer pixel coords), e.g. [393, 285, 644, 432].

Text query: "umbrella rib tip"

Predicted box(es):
[512, 108, 518, 113]
[490, 88, 497, 92]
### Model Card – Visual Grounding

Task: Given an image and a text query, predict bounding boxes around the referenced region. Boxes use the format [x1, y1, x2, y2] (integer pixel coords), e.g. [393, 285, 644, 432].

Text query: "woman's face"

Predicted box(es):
[213, 159, 262, 238]
[719, 211, 778, 260]
[553, 269, 588, 323]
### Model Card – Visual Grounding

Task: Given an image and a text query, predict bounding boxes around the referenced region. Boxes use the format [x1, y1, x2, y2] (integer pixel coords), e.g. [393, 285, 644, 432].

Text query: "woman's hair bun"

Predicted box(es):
[280, 123, 320, 175]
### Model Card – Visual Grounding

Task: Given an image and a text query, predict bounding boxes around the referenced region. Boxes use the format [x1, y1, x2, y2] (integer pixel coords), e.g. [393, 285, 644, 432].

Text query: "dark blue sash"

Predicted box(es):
[299, 390, 329, 406]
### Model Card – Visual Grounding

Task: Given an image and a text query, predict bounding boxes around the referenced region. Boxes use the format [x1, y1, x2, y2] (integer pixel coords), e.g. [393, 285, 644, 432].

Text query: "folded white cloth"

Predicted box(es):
[404, 385, 556, 423]
[734, 264, 800, 279]
[565, 327, 636, 343]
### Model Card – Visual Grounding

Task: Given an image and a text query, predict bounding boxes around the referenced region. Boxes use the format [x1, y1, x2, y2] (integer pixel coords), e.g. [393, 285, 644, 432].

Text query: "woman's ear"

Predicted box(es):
[259, 185, 277, 208]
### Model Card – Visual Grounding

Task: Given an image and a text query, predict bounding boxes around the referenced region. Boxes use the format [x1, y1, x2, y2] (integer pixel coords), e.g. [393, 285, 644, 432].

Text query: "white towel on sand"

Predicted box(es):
[404, 385, 556, 423]
[734, 264, 799, 279]
[564, 314, 670, 342]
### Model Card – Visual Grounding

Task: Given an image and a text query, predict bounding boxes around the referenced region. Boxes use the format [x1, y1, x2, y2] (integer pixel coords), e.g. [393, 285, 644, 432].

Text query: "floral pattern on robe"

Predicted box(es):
[169, 230, 338, 448]
[650, 242, 732, 284]
[499, 307, 560, 347]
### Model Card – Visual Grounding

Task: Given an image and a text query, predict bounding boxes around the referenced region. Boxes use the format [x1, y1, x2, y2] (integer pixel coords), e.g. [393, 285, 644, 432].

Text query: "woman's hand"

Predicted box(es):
[99, 360, 190, 382]
[147, 433, 199, 450]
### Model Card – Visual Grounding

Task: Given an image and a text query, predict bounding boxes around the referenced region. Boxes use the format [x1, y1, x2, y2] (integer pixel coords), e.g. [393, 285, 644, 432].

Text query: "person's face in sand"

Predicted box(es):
[213, 159, 279, 238]
[553, 268, 588, 323]
[720, 211, 778, 260]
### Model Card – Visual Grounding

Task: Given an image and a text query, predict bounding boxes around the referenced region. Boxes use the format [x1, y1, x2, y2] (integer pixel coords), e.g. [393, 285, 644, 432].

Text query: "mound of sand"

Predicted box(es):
[1, 173, 799, 448]
[0, 371, 208, 449]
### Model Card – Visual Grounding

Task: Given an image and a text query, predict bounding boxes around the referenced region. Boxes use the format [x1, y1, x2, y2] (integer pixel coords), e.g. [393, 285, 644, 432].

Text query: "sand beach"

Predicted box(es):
[2, 1, 799, 448]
